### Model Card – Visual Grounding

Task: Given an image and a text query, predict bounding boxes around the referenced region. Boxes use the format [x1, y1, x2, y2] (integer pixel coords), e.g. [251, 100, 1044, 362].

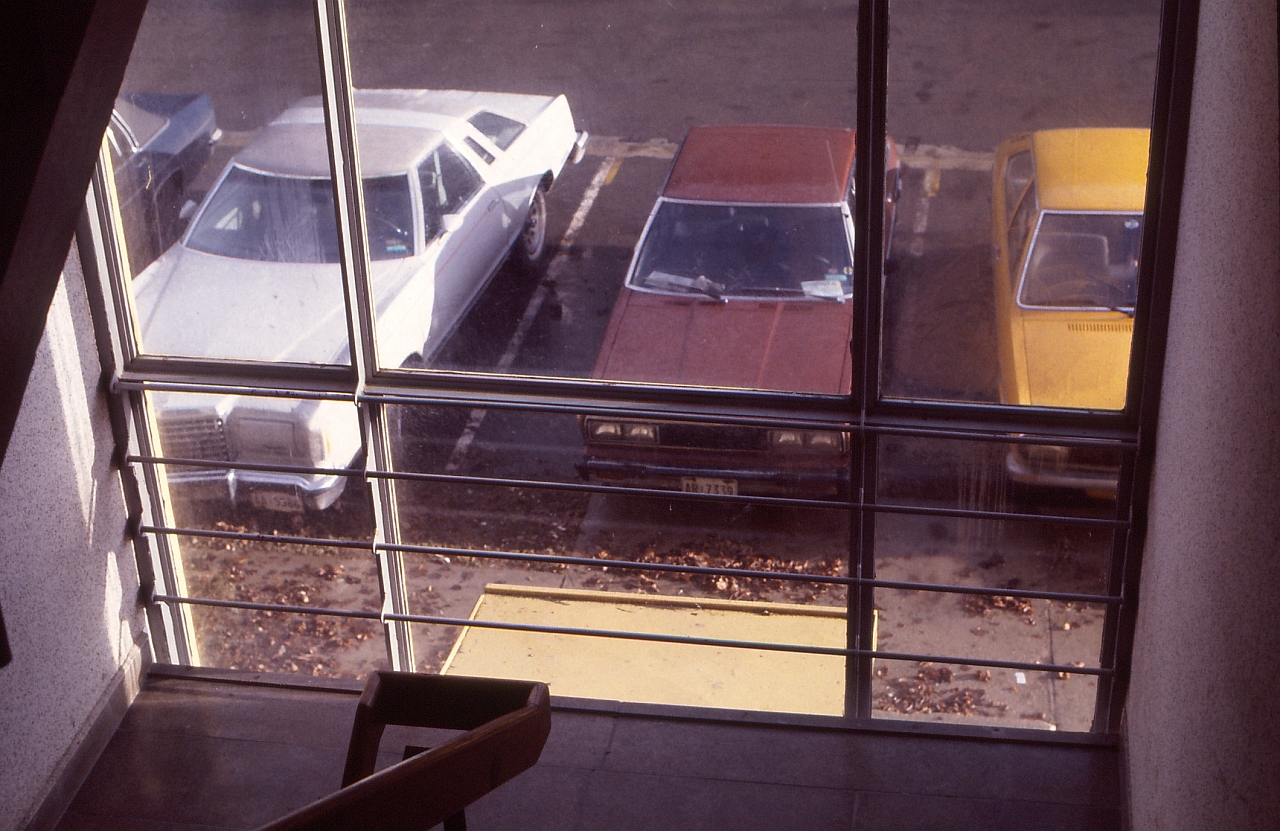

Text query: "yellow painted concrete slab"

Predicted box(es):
[440, 584, 851, 716]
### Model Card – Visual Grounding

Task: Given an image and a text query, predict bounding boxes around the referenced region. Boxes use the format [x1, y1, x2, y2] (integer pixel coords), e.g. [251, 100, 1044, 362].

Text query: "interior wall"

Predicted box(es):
[1125, 0, 1280, 829]
[0, 243, 144, 831]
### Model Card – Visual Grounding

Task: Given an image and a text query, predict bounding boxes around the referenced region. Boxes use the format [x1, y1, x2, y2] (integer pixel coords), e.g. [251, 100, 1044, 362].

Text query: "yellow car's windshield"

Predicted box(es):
[1019, 211, 1142, 310]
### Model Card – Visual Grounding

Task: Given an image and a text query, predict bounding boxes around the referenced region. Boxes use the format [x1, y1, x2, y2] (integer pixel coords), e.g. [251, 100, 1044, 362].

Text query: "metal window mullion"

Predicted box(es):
[77, 174, 174, 665]
[1091, 451, 1136, 730]
[1100, 0, 1201, 734]
[848, 0, 891, 722]
[312, 0, 413, 671]
[126, 389, 195, 664]
[83, 137, 196, 664]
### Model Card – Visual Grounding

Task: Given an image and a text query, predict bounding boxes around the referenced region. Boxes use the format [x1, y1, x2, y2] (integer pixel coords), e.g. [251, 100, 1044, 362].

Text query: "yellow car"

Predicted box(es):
[991, 128, 1148, 493]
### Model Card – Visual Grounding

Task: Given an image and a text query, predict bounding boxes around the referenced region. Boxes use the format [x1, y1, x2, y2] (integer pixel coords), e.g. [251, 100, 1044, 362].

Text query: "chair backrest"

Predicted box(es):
[257, 672, 551, 831]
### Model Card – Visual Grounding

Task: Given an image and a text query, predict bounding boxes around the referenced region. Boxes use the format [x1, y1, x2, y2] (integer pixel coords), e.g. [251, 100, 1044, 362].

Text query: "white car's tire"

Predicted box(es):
[516, 187, 548, 265]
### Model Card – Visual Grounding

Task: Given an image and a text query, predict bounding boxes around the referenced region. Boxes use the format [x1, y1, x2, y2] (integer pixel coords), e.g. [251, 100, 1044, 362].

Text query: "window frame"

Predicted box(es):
[85, 0, 1202, 737]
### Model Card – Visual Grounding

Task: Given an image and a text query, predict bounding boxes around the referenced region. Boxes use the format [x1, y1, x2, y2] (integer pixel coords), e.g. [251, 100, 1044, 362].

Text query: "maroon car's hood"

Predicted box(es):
[593, 290, 854, 394]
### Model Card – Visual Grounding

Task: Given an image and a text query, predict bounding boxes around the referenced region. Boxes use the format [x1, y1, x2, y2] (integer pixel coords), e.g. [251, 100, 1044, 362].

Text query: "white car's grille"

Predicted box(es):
[158, 412, 230, 461]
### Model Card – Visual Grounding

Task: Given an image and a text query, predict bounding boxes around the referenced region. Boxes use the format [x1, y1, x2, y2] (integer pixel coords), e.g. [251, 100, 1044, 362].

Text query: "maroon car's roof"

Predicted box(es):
[663, 125, 857, 204]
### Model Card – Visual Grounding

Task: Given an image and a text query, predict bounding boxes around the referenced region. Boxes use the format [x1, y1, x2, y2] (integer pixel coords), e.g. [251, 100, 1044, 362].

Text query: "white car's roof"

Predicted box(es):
[236, 88, 558, 178]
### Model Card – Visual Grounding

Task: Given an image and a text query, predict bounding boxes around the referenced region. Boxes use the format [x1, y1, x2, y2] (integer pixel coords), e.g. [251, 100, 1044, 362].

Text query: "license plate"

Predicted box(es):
[680, 477, 738, 496]
[249, 490, 304, 513]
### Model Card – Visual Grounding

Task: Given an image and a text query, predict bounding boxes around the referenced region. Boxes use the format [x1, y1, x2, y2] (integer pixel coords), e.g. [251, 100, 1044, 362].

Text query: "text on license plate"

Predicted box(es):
[680, 477, 738, 496]
[249, 490, 305, 513]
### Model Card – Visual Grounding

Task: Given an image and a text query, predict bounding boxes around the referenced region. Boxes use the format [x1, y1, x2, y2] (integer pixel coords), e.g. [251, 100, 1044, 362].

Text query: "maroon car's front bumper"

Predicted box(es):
[577, 446, 851, 500]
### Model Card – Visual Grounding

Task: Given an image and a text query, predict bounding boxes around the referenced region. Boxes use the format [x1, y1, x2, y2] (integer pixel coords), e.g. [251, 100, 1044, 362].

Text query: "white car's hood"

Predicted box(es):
[133, 246, 416, 364]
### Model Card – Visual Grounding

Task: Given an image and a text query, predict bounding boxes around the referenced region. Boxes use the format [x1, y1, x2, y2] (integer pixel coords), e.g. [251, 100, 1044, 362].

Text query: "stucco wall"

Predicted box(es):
[1125, 1, 1280, 829]
[0, 244, 144, 831]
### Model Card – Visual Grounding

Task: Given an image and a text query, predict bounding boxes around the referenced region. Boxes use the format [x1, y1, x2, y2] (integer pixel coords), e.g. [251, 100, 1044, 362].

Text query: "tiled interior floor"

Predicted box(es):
[55, 667, 1124, 831]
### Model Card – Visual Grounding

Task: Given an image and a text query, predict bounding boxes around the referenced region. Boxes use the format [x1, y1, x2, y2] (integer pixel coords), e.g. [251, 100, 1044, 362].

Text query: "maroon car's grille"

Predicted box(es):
[158, 412, 230, 462]
[657, 422, 770, 452]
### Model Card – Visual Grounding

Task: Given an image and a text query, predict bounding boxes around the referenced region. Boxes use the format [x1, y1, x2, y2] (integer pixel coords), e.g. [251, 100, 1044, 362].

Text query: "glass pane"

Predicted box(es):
[345, 1, 863, 392]
[881, 0, 1161, 407]
[872, 434, 1114, 730]
[389, 401, 851, 713]
[179, 538, 384, 678]
[871, 659, 1097, 732]
[878, 434, 1123, 518]
[117, 1, 351, 365]
[146, 390, 370, 530]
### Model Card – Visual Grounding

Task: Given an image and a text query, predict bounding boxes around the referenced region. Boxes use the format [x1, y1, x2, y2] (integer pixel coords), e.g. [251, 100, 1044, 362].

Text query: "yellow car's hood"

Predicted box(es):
[1020, 317, 1133, 410]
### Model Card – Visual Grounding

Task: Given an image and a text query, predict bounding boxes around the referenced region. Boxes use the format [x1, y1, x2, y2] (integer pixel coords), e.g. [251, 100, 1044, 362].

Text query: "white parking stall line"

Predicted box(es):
[899, 143, 994, 172]
[584, 135, 678, 160]
[444, 157, 620, 474]
[908, 167, 943, 258]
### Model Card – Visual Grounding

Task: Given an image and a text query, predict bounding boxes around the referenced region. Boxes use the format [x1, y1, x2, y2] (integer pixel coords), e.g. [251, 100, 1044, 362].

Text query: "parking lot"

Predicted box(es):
[124, 0, 1159, 731]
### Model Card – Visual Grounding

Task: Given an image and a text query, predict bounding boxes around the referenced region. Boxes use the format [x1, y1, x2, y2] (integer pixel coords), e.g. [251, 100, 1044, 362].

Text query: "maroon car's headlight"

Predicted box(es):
[769, 429, 846, 452]
[585, 418, 658, 443]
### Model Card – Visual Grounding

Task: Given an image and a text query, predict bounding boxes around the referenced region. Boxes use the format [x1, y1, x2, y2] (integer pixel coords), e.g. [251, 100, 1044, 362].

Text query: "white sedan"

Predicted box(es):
[133, 89, 586, 511]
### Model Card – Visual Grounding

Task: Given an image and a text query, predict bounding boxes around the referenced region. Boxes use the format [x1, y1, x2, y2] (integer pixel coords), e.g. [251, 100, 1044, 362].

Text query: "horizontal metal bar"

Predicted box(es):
[872, 500, 1128, 529]
[127, 454, 367, 479]
[114, 376, 355, 402]
[379, 541, 1122, 605]
[373, 467, 1127, 528]
[152, 592, 1113, 677]
[115, 374, 1139, 448]
[374, 466, 850, 510]
[140, 523, 1121, 605]
[122, 455, 1126, 528]
[140, 524, 371, 550]
[365, 388, 1138, 446]
[116, 364, 1141, 444]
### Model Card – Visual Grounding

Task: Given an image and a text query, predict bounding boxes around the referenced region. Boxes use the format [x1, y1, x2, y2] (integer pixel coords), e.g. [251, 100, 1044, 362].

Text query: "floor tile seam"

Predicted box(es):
[563, 763, 602, 831]
[57, 807, 241, 830]
[590, 764, 858, 795]
[108, 724, 354, 753]
[846, 782, 1123, 809]
[533, 758, 617, 773]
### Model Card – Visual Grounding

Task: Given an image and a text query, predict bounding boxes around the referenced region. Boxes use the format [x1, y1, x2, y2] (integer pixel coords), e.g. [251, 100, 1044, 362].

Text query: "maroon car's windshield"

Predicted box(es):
[629, 202, 853, 299]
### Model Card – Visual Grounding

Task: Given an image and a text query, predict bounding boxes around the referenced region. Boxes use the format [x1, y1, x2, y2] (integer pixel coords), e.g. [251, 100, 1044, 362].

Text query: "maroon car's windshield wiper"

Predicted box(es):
[642, 271, 727, 302]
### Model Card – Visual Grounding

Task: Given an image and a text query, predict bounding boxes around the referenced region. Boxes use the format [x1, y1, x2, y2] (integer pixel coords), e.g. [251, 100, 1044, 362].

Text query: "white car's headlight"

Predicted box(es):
[301, 401, 362, 466]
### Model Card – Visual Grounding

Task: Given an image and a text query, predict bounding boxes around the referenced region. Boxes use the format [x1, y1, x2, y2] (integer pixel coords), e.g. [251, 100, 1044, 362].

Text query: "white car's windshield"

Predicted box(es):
[630, 202, 853, 298]
[187, 166, 414, 263]
[1019, 212, 1142, 310]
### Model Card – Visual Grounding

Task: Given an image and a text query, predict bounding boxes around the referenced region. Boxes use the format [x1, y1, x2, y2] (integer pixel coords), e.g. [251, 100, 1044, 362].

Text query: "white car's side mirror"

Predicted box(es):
[441, 214, 464, 233]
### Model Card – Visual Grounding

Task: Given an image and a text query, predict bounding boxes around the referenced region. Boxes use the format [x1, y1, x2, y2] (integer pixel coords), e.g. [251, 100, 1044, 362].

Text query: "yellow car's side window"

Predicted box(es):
[1007, 185, 1037, 283]
[1004, 150, 1034, 226]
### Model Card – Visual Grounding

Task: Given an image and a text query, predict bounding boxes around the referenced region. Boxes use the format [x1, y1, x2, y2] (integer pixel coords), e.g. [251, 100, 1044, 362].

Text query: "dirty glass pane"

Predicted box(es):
[146, 390, 370, 534]
[871, 434, 1113, 729]
[880, 0, 1161, 408]
[183, 599, 384, 676]
[390, 404, 852, 714]
[345, 0, 863, 394]
[115, 0, 351, 365]
[870, 658, 1098, 732]
[877, 434, 1123, 519]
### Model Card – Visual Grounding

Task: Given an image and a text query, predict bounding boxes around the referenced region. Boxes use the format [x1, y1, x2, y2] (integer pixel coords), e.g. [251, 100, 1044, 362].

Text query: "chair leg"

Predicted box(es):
[443, 809, 466, 831]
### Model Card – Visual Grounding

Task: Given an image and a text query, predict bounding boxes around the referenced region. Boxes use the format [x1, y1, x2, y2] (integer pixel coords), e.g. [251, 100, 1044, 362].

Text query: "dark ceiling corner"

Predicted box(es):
[0, 0, 148, 470]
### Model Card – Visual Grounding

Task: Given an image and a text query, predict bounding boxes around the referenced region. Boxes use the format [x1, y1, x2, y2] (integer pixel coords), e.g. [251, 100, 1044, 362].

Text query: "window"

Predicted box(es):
[89, 0, 1190, 735]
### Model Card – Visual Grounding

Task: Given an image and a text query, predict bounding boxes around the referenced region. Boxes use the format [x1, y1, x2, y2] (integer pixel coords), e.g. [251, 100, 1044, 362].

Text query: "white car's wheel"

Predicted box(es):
[516, 188, 548, 264]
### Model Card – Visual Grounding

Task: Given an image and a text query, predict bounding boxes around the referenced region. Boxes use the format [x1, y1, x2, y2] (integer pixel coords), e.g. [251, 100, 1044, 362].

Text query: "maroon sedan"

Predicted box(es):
[579, 125, 899, 498]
